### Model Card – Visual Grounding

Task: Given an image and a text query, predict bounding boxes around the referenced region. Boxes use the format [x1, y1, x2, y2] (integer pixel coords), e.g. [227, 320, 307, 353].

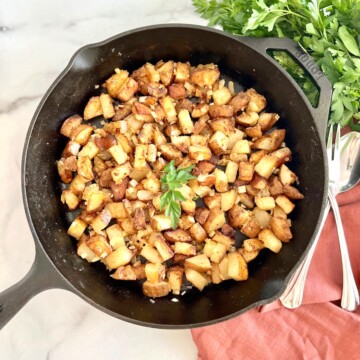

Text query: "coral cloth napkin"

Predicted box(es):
[192, 184, 360, 360]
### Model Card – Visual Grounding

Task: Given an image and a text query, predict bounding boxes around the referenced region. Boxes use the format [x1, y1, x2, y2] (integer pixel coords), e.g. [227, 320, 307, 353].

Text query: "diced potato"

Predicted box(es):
[225, 161, 238, 183]
[258, 113, 279, 131]
[241, 218, 262, 238]
[254, 155, 277, 179]
[210, 242, 227, 264]
[99, 93, 115, 119]
[178, 213, 196, 230]
[84, 96, 103, 120]
[254, 196, 276, 211]
[238, 248, 260, 263]
[190, 67, 220, 87]
[174, 62, 190, 83]
[203, 194, 221, 209]
[246, 88, 267, 113]
[189, 222, 207, 242]
[78, 141, 99, 159]
[250, 173, 268, 190]
[258, 229, 282, 253]
[86, 190, 105, 212]
[105, 70, 129, 98]
[164, 229, 192, 243]
[229, 91, 250, 113]
[270, 217, 293, 242]
[132, 102, 153, 122]
[185, 268, 209, 291]
[228, 204, 250, 228]
[228, 129, 245, 150]
[61, 190, 79, 210]
[208, 104, 234, 118]
[145, 62, 160, 83]
[91, 209, 112, 233]
[249, 150, 267, 164]
[252, 207, 271, 229]
[279, 164, 297, 186]
[212, 232, 234, 248]
[211, 262, 222, 284]
[171, 135, 190, 153]
[272, 205, 288, 219]
[86, 235, 112, 258]
[221, 189, 237, 212]
[146, 144, 157, 163]
[235, 111, 258, 127]
[174, 242, 196, 256]
[138, 123, 154, 145]
[154, 235, 174, 261]
[106, 202, 128, 220]
[238, 193, 255, 209]
[67, 217, 87, 240]
[185, 254, 212, 272]
[212, 87, 232, 105]
[60, 115, 82, 137]
[209, 131, 229, 155]
[189, 145, 212, 162]
[230, 140, 251, 162]
[105, 246, 133, 269]
[160, 96, 177, 123]
[219, 256, 231, 280]
[243, 238, 264, 251]
[151, 215, 172, 231]
[275, 195, 295, 214]
[133, 207, 146, 230]
[271, 147, 292, 167]
[167, 266, 184, 295]
[228, 252, 248, 281]
[203, 208, 226, 234]
[181, 199, 196, 215]
[191, 103, 210, 118]
[203, 239, 217, 258]
[57, 159, 74, 183]
[245, 124, 262, 139]
[178, 109, 194, 134]
[140, 244, 163, 263]
[157, 60, 175, 85]
[195, 207, 210, 225]
[69, 175, 88, 196]
[77, 236, 100, 263]
[238, 161, 255, 182]
[71, 124, 93, 146]
[111, 265, 137, 280]
[192, 161, 215, 176]
[210, 118, 235, 137]
[145, 263, 166, 283]
[109, 144, 129, 165]
[214, 168, 228, 193]
[77, 156, 94, 181]
[143, 280, 170, 298]
[106, 224, 126, 249]
[117, 77, 138, 102]
[283, 185, 304, 200]
[118, 218, 136, 235]
[159, 143, 183, 163]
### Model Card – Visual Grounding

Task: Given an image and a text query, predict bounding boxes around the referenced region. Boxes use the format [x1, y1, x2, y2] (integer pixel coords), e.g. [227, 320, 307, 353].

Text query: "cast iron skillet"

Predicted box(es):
[0, 24, 331, 329]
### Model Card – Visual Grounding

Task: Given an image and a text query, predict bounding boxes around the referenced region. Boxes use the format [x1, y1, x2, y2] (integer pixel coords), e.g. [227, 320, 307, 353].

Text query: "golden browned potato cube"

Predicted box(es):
[77, 156, 94, 181]
[84, 96, 103, 121]
[105, 245, 133, 269]
[185, 253, 211, 272]
[203, 239, 217, 259]
[249, 150, 267, 165]
[106, 224, 125, 249]
[68, 217, 87, 240]
[228, 204, 250, 228]
[246, 88, 267, 113]
[140, 244, 163, 263]
[99, 93, 115, 119]
[146, 144, 157, 163]
[69, 174, 88, 196]
[105, 70, 129, 98]
[252, 134, 275, 151]
[228, 252, 248, 281]
[271, 147, 292, 167]
[171, 135, 190, 153]
[228, 129, 245, 150]
[245, 124, 262, 139]
[279, 164, 297, 186]
[158, 60, 175, 85]
[275, 195, 295, 214]
[212, 87, 232, 105]
[243, 238, 265, 252]
[160, 96, 177, 124]
[71, 124, 94, 146]
[213, 168, 228, 193]
[132, 145, 147, 169]
[154, 235, 174, 261]
[190, 67, 220, 87]
[283, 185, 304, 200]
[151, 215, 172, 231]
[195, 207, 210, 225]
[212, 232, 234, 248]
[238, 161, 255, 182]
[167, 266, 184, 295]
[78, 141, 99, 160]
[118, 218, 136, 235]
[143, 280, 170, 298]
[210, 242, 227, 264]
[164, 229, 192, 243]
[60, 114, 82, 138]
[235, 111, 258, 127]
[238, 248, 260, 263]
[138, 123, 154, 145]
[111, 265, 137, 280]
[225, 161, 238, 183]
[254, 155, 277, 179]
[197, 174, 216, 187]
[144, 62, 160, 83]
[111, 163, 132, 184]
[241, 218, 262, 238]
[185, 268, 209, 291]
[208, 104, 234, 118]
[203, 208, 226, 234]
[174, 62, 190, 83]
[61, 190, 80, 211]
[218, 256, 231, 280]
[180, 199, 196, 215]
[178, 109, 194, 134]
[189, 145, 212, 162]
[209, 131, 229, 156]
[106, 202, 128, 220]
[178, 213, 195, 230]
[91, 209, 112, 233]
[57, 159, 73, 184]
[174, 242, 196, 256]
[77, 236, 100, 263]
[117, 77, 138, 102]
[250, 173, 268, 190]
[220, 189, 237, 212]
[258, 112, 279, 131]
[86, 235, 112, 258]
[254, 196, 276, 211]
[189, 222, 207, 243]
[133, 207, 146, 230]
[270, 217, 293, 242]
[230, 140, 251, 162]
[258, 229, 282, 253]
[86, 190, 105, 212]
[252, 207, 271, 229]
[272, 205, 288, 219]
[211, 262, 222, 284]
[145, 263, 166, 283]
[229, 91, 250, 113]
[132, 102, 153, 122]
[109, 144, 129, 165]
[210, 118, 235, 137]
[62, 140, 81, 158]
[159, 143, 183, 163]
[238, 193, 255, 209]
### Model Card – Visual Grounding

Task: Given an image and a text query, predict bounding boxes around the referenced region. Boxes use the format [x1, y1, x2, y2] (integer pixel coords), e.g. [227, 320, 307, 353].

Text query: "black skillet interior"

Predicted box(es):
[23, 25, 327, 328]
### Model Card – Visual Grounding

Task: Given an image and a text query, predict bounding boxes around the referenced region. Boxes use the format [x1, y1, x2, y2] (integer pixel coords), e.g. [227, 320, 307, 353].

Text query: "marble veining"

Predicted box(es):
[0, 0, 207, 358]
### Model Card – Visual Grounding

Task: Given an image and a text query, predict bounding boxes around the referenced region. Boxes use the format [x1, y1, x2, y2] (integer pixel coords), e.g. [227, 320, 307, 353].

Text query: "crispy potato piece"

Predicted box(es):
[210, 242, 227, 264]
[159, 143, 183, 163]
[167, 266, 184, 295]
[185, 268, 208, 291]
[218, 256, 231, 280]
[67, 217, 87, 240]
[77, 236, 100, 263]
[71, 124, 93, 146]
[210, 118, 235, 137]
[192, 161, 215, 176]
[86, 190, 105, 212]
[84, 96, 103, 120]
[254, 155, 277, 179]
[203, 208, 226, 234]
[105, 246, 133, 269]
[113, 104, 132, 121]
[62, 140, 81, 158]
[133, 207, 146, 230]
[191, 103, 210, 118]
[105, 70, 129, 98]
[189, 222, 207, 243]
[235, 111, 258, 127]
[118, 218, 137, 235]
[283, 185, 304, 200]
[243, 238, 264, 252]
[164, 229, 192, 243]
[190, 67, 220, 87]
[275, 195, 295, 214]
[220, 224, 236, 239]
[209, 131, 229, 155]
[228, 204, 250, 228]
[272, 205, 288, 219]
[111, 265, 137, 280]
[245, 124, 262, 139]
[221, 189, 237, 212]
[77, 156, 94, 181]
[230, 140, 251, 162]
[110, 177, 129, 201]
[174, 242, 196, 256]
[174, 62, 190, 83]
[228, 252, 248, 281]
[258, 229, 282, 253]
[78, 141, 99, 160]
[271, 147, 292, 167]
[254, 196, 276, 211]
[225, 161, 238, 183]
[99, 93, 115, 119]
[279, 164, 297, 186]
[91, 209, 112, 233]
[108, 144, 129, 165]
[258, 113, 279, 131]
[178, 109, 194, 134]
[209, 104, 234, 118]
[213, 87, 232, 105]
[140, 244, 163, 263]
[151, 215, 172, 231]
[241, 218, 262, 238]
[178, 213, 195, 230]
[270, 217, 292, 242]
[160, 96, 177, 124]
[195, 207, 210, 225]
[86, 235, 112, 258]
[238, 248, 260, 263]
[238, 193, 255, 209]
[145, 263, 166, 283]
[252, 207, 271, 229]
[238, 161, 255, 182]
[57, 159, 73, 184]
[269, 176, 284, 196]
[246, 88, 266, 113]
[157, 60, 175, 85]
[60, 115, 82, 137]
[249, 150, 268, 165]
[169, 83, 186, 99]
[250, 173, 268, 190]
[106, 224, 126, 249]
[185, 254, 212, 272]
[214, 168, 228, 193]
[153, 235, 174, 261]
[143, 280, 170, 298]
[69, 174, 88, 196]
[211, 262, 222, 284]
[171, 135, 190, 153]
[189, 145, 212, 162]
[138, 123, 154, 145]
[229, 92, 250, 113]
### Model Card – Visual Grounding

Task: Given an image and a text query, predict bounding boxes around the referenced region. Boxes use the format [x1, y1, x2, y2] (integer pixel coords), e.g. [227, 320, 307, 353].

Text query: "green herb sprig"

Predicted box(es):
[193, 0, 360, 131]
[160, 160, 196, 229]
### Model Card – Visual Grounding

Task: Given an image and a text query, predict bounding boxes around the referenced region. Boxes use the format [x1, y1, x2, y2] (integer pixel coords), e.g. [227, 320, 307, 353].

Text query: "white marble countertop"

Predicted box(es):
[0, 1, 207, 358]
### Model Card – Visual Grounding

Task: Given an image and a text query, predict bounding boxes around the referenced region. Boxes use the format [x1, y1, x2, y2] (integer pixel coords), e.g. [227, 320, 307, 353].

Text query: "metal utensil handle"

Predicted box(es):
[280, 202, 330, 308]
[239, 37, 332, 139]
[0, 244, 70, 330]
[328, 191, 360, 311]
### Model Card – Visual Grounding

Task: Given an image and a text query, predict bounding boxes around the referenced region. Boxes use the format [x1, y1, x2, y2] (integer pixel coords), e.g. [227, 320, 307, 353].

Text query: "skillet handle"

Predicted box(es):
[0, 244, 70, 330]
[239, 37, 332, 139]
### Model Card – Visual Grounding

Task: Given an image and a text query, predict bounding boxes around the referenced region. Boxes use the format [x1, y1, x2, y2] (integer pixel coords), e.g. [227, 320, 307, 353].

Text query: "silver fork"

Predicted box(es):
[327, 124, 359, 311]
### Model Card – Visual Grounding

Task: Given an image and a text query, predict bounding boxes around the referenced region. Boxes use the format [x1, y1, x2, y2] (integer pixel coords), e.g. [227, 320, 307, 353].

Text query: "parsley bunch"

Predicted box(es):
[193, 0, 360, 131]
[160, 161, 196, 229]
